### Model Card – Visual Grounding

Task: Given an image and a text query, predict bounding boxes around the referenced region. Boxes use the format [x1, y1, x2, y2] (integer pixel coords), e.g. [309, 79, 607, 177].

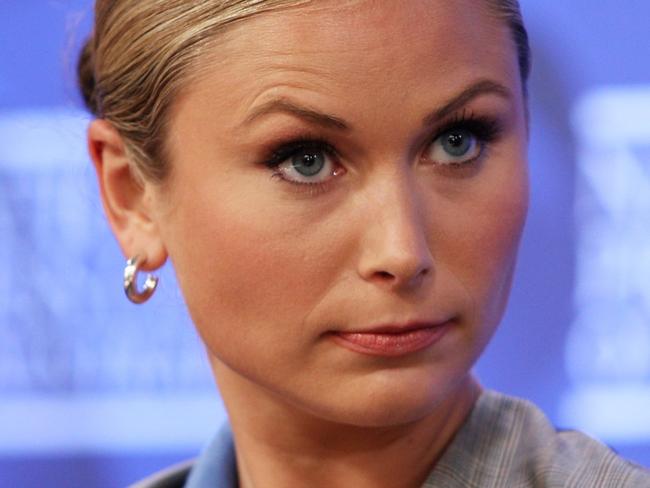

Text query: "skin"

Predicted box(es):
[89, 1, 529, 487]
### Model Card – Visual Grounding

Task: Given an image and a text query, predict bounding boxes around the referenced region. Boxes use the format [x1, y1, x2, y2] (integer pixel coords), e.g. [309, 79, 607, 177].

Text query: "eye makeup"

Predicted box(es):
[258, 109, 506, 196]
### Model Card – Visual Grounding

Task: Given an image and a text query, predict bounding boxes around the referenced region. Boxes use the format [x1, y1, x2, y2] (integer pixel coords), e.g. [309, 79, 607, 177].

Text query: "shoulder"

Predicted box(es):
[127, 459, 195, 488]
[546, 428, 650, 488]
[424, 390, 650, 488]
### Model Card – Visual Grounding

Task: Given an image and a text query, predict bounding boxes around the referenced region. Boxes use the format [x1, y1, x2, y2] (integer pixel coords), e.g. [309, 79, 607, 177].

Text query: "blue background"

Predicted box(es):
[1, 1, 649, 486]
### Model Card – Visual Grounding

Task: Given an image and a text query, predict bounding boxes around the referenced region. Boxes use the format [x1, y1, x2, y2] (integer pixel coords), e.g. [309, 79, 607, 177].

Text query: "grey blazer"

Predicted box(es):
[128, 459, 194, 488]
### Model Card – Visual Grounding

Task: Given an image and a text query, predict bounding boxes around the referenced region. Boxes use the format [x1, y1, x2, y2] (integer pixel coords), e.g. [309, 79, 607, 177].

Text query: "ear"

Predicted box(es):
[88, 119, 167, 272]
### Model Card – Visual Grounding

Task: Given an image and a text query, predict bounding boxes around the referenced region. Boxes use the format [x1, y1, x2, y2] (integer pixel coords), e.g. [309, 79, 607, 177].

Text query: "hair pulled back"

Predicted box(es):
[78, 0, 530, 182]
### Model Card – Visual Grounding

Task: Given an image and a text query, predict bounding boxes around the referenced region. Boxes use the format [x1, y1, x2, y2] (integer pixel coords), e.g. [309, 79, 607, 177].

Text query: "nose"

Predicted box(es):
[356, 172, 434, 292]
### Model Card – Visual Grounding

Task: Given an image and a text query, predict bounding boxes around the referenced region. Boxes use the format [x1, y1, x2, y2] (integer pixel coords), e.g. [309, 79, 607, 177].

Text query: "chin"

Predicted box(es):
[303, 370, 467, 428]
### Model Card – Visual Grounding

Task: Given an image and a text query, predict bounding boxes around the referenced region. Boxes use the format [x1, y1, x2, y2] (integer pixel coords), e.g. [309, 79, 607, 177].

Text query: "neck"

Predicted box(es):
[212, 360, 481, 488]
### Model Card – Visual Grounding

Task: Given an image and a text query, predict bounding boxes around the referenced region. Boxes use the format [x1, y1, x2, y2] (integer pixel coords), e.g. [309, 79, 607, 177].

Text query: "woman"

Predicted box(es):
[79, 1, 649, 486]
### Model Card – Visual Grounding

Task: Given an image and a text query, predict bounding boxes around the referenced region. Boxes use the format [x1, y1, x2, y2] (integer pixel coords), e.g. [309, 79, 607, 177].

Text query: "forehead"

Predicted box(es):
[213, 1, 515, 74]
[178, 0, 521, 130]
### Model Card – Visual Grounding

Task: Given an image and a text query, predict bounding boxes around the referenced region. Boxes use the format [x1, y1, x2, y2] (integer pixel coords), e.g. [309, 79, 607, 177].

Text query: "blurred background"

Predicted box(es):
[1, 0, 649, 486]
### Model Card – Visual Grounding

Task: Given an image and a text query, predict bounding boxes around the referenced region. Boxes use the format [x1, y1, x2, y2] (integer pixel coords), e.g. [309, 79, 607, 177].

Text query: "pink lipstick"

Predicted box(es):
[330, 321, 451, 357]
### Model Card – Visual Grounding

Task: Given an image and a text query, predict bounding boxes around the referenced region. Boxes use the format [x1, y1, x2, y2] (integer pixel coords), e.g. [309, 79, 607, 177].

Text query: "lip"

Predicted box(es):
[329, 320, 452, 357]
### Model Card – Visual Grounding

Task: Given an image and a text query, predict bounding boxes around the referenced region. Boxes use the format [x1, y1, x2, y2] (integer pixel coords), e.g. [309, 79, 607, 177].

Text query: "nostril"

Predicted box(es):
[376, 271, 394, 280]
[372, 265, 431, 289]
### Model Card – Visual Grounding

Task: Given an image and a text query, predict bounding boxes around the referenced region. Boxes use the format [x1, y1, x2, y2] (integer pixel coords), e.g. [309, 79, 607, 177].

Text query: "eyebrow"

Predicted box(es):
[422, 79, 512, 125]
[243, 98, 350, 131]
[241, 79, 512, 131]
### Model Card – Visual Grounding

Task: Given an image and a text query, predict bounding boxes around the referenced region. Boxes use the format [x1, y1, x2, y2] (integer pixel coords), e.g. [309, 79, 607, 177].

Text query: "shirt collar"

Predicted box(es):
[185, 422, 238, 488]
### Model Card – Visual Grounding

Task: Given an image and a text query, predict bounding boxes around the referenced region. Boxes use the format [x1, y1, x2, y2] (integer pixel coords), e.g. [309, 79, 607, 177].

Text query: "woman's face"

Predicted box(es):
[154, 0, 528, 426]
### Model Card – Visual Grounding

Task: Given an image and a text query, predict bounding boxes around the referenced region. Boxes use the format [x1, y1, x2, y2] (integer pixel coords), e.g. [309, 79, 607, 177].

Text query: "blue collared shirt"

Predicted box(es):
[185, 422, 239, 488]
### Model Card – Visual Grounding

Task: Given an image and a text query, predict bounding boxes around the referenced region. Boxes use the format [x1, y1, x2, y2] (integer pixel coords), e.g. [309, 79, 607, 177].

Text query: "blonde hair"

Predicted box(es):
[78, 0, 530, 182]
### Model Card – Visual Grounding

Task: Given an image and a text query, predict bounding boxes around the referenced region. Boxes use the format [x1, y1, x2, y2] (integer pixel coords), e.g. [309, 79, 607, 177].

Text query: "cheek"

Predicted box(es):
[164, 183, 341, 364]
[441, 161, 529, 327]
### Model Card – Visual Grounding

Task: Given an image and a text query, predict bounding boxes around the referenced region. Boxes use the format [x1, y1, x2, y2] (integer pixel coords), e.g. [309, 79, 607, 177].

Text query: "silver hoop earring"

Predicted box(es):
[123, 255, 159, 304]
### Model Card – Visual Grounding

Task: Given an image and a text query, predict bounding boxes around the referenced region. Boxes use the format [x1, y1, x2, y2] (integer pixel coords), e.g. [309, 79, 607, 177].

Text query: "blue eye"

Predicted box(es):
[289, 149, 327, 177]
[264, 140, 343, 190]
[427, 128, 482, 165]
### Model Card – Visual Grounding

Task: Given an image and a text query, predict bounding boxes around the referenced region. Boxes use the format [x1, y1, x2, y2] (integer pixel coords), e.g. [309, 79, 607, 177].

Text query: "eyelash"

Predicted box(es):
[438, 110, 502, 163]
[263, 136, 340, 197]
[261, 111, 503, 196]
